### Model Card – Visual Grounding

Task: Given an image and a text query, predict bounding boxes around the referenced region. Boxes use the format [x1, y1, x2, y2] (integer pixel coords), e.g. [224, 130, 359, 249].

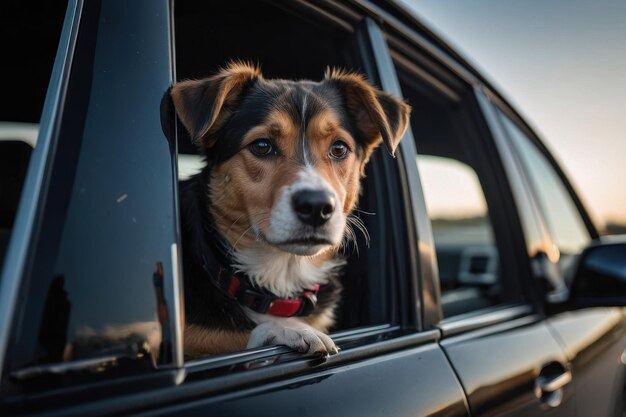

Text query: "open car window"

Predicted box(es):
[173, 0, 413, 366]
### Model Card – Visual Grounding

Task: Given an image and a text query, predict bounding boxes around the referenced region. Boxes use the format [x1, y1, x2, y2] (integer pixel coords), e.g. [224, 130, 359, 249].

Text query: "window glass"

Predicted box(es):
[3, 0, 178, 395]
[498, 112, 591, 279]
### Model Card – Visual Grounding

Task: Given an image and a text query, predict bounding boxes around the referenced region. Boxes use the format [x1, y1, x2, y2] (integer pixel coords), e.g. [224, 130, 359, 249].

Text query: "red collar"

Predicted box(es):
[215, 266, 320, 318]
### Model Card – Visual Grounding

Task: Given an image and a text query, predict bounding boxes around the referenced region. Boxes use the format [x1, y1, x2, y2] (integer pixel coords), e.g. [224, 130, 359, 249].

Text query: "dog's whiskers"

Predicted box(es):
[347, 214, 370, 246]
[341, 223, 359, 256]
[339, 214, 371, 256]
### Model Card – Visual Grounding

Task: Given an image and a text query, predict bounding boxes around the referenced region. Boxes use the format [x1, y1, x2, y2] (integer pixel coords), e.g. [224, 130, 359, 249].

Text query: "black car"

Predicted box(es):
[1, 1, 625, 416]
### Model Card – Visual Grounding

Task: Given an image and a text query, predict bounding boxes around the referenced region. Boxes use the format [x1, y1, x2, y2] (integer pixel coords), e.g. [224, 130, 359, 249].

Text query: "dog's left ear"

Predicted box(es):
[170, 61, 262, 147]
[325, 68, 410, 157]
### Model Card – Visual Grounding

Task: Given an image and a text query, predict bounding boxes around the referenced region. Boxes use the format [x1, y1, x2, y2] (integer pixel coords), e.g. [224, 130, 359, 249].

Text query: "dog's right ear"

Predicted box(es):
[170, 62, 261, 147]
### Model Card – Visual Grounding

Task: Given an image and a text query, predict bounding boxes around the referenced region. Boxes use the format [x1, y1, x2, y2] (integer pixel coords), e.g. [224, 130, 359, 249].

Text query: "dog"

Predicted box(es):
[171, 61, 410, 358]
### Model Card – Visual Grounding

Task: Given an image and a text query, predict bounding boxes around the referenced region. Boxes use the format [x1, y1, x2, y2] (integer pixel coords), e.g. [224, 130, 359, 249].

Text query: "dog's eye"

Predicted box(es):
[329, 140, 350, 160]
[248, 139, 274, 157]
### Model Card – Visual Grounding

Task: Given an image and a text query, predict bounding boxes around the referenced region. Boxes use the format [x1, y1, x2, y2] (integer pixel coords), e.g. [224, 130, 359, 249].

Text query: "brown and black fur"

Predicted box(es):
[171, 62, 410, 358]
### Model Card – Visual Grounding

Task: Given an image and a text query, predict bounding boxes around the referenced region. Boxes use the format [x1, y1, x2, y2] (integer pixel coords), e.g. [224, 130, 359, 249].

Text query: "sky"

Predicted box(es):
[402, 0, 626, 229]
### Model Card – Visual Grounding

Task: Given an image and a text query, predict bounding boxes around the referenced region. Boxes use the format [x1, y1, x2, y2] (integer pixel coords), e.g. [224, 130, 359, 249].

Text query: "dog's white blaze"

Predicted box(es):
[232, 246, 344, 298]
[268, 168, 345, 249]
[301, 91, 311, 167]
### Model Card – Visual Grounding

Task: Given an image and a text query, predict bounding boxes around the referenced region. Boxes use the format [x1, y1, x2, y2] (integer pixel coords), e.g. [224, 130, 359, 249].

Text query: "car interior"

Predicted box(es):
[0, 138, 34, 262]
[0, 0, 67, 269]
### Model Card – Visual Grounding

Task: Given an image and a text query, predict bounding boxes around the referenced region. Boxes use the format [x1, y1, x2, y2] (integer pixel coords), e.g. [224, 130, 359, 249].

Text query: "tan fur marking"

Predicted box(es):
[324, 67, 411, 156]
[208, 109, 304, 249]
[184, 324, 250, 358]
[171, 61, 262, 146]
[303, 311, 336, 334]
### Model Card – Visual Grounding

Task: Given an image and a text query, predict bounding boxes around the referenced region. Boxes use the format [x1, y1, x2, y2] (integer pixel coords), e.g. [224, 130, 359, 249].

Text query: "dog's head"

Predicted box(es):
[172, 62, 410, 257]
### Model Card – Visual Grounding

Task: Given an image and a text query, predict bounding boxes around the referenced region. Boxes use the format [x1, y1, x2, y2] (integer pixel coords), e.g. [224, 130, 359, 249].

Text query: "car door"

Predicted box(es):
[382, 19, 577, 412]
[494, 106, 626, 417]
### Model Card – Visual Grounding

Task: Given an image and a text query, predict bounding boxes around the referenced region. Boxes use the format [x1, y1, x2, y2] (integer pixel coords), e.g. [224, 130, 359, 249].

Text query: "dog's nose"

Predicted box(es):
[292, 190, 336, 226]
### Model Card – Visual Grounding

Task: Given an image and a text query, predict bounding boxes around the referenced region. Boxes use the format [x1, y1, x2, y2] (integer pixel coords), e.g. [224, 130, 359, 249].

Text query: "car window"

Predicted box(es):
[418, 156, 500, 317]
[174, 0, 409, 362]
[497, 111, 591, 282]
[419, 156, 496, 247]
[0, 1, 67, 269]
[2, 0, 179, 397]
[415, 156, 501, 318]
[395, 61, 527, 318]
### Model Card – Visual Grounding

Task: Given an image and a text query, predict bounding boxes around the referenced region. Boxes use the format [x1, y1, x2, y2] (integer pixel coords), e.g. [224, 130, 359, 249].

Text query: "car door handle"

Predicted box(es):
[537, 370, 572, 393]
[535, 362, 572, 407]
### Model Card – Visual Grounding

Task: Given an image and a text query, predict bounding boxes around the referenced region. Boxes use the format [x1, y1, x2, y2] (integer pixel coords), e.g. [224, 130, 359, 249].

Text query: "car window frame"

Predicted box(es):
[175, 6, 423, 372]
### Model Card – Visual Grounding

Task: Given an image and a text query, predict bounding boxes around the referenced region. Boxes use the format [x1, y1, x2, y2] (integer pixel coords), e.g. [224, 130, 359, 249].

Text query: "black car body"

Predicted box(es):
[1, 1, 625, 416]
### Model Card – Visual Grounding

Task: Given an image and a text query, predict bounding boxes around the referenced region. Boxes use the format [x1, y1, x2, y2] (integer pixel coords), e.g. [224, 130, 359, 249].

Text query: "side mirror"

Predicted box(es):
[569, 236, 626, 307]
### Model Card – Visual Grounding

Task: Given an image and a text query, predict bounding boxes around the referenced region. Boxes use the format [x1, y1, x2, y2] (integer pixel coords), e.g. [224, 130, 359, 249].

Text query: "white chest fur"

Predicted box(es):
[230, 245, 344, 299]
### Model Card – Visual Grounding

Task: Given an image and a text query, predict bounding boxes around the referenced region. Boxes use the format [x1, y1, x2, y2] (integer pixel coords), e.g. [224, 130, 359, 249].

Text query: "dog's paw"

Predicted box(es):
[247, 320, 338, 357]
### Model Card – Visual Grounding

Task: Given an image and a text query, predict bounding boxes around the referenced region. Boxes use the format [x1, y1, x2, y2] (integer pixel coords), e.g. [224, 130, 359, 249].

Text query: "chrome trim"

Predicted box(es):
[364, 18, 442, 328]
[439, 304, 534, 337]
[170, 243, 184, 369]
[0, 0, 82, 379]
